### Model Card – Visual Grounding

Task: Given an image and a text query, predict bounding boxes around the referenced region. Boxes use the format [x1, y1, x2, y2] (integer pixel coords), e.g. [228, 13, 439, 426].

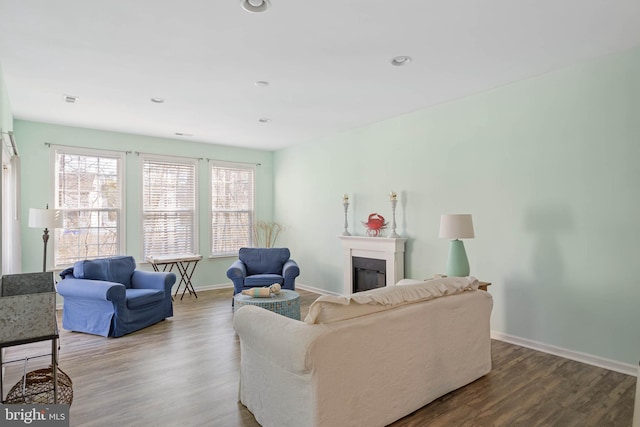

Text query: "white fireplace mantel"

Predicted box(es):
[338, 235, 407, 295]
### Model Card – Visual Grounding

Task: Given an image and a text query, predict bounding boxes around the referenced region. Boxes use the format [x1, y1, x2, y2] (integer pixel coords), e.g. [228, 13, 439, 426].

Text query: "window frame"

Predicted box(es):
[140, 154, 199, 260]
[209, 160, 256, 258]
[52, 146, 126, 268]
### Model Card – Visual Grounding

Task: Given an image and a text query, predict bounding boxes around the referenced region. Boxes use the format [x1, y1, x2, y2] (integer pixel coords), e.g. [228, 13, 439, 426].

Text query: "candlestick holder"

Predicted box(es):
[389, 198, 400, 238]
[342, 201, 351, 236]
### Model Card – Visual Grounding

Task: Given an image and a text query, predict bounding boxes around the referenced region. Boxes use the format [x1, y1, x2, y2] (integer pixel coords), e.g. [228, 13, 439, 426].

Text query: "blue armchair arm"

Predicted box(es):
[283, 259, 300, 279]
[56, 278, 126, 302]
[282, 259, 300, 291]
[227, 260, 247, 280]
[227, 260, 248, 295]
[131, 270, 176, 293]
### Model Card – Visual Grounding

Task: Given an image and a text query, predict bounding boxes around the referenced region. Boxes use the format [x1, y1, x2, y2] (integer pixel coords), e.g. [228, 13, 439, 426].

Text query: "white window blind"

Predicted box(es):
[210, 162, 255, 256]
[142, 156, 197, 260]
[54, 148, 124, 267]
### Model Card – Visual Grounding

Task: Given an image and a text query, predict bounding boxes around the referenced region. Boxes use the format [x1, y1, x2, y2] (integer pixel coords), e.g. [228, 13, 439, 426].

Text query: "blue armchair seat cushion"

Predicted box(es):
[245, 274, 285, 287]
[240, 248, 290, 276]
[125, 289, 165, 309]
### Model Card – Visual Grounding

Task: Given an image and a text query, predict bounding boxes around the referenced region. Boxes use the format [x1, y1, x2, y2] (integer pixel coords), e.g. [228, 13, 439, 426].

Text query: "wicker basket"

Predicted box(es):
[5, 366, 73, 405]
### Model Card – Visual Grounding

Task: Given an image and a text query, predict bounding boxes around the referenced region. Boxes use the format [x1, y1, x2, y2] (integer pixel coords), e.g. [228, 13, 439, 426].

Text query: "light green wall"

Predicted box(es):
[274, 47, 640, 365]
[15, 120, 274, 287]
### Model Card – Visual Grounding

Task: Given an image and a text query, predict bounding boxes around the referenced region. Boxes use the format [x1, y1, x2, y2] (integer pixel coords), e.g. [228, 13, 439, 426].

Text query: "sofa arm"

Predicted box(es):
[131, 270, 176, 293]
[233, 305, 324, 374]
[282, 259, 300, 279]
[56, 278, 125, 302]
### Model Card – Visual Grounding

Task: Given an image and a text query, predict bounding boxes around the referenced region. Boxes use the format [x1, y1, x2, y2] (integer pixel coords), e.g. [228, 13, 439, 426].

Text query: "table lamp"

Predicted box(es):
[29, 206, 62, 272]
[439, 214, 474, 277]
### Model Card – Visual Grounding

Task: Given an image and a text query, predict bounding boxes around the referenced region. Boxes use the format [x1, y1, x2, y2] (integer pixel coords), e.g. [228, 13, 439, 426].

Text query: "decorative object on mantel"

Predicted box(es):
[342, 194, 351, 236]
[388, 191, 400, 238]
[362, 213, 388, 237]
[28, 204, 62, 272]
[253, 220, 285, 248]
[439, 214, 475, 277]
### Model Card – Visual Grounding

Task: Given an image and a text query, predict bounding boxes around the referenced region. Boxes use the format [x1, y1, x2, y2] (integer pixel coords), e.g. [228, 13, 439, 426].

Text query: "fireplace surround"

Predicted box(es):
[338, 236, 407, 295]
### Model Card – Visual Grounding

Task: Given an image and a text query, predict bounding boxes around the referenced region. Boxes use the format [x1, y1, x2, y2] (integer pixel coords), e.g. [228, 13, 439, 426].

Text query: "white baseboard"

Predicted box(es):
[191, 283, 233, 292]
[491, 331, 637, 377]
[295, 282, 341, 296]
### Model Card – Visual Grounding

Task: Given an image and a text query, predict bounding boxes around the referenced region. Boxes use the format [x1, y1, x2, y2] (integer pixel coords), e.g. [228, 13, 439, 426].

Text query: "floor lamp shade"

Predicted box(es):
[28, 208, 62, 272]
[28, 208, 62, 230]
[439, 214, 474, 277]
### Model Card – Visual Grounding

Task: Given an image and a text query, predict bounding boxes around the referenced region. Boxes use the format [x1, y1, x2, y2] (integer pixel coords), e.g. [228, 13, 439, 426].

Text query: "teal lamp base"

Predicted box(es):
[446, 239, 470, 277]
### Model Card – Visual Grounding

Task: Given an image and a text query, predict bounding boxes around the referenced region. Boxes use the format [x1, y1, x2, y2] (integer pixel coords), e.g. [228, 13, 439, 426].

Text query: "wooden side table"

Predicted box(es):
[478, 281, 491, 291]
[433, 274, 491, 291]
[147, 254, 203, 300]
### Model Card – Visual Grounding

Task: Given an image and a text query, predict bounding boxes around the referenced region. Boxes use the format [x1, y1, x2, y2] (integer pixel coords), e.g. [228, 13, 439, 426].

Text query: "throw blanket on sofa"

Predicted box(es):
[305, 276, 479, 324]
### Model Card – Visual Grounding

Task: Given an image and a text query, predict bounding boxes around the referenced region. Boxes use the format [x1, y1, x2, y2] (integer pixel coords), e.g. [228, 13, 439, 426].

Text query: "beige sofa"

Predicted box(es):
[233, 276, 493, 427]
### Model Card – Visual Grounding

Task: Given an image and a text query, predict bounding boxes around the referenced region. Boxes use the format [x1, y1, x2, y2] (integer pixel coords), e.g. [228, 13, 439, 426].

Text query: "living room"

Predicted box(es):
[1, 1, 639, 426]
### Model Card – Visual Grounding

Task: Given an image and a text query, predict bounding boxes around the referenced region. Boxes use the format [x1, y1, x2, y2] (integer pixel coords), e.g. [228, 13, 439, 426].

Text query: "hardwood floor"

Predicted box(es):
[2, 289, 636, 426]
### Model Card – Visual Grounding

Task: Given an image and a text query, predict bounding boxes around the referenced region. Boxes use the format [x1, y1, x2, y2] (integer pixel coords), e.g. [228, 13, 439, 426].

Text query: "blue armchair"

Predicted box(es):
[56, 256, 176, 337]
[227, 248, 300, 297]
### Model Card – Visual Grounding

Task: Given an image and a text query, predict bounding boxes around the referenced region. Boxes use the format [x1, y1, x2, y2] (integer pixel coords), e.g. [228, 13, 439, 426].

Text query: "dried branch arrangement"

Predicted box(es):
[253, 220, 286, 248]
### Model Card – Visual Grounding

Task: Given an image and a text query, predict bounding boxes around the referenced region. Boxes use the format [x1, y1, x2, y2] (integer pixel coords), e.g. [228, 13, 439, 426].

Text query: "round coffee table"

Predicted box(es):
[234, 289, 301, 320]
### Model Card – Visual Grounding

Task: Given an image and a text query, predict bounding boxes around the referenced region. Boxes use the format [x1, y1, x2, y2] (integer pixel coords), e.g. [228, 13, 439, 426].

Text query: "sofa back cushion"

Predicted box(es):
[304, 276, 479, 324]
[72, 256, 137, 288]
[239, 247, 290, 276]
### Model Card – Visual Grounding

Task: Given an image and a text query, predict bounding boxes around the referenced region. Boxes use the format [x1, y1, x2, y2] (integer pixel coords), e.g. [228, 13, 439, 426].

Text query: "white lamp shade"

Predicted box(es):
[28, 208, 62, 229]
[439, 214, 474, 239]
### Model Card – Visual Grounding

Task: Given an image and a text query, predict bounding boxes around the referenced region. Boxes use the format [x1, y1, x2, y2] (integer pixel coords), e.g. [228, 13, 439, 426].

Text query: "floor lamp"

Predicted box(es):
[439, 214, 475, 277]
[29, 206, 62, 272]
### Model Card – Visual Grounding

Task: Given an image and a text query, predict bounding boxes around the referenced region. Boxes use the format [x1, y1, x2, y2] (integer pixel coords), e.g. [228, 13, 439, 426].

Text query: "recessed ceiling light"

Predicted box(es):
[241, 0, 270, 13]
[63, 94, 79, 103]
[255, 81, 270, 87]
[150, 97, 165, 104]
[390, 56, 412, 66]
[258, 118, 271, 123]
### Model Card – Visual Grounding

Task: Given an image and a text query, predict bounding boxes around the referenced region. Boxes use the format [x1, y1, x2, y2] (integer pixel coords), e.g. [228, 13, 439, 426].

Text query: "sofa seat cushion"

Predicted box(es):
[304, 276, 479, 324]
[245, 274, 284, 287]
[126, 288, 165, 309]
[73, 256, 136, 288]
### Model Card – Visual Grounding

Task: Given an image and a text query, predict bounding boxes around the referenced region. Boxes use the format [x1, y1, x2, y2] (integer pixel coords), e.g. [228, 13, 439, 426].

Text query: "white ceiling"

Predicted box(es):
[1, 1, 639, 151]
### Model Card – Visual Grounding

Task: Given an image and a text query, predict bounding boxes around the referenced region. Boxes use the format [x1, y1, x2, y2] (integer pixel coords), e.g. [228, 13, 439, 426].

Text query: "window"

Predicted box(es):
[142, 156, 197, 259]
[54, 148, 124, 267]
[210, 162, 255, 256]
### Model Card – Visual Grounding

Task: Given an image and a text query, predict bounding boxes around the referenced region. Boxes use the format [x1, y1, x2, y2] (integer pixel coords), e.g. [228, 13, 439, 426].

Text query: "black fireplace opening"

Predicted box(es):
[353, 256, 386, 293]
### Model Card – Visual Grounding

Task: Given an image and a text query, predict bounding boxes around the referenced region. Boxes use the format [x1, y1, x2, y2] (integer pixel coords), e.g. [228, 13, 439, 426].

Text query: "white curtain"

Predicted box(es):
[2, 147, 22, 274]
